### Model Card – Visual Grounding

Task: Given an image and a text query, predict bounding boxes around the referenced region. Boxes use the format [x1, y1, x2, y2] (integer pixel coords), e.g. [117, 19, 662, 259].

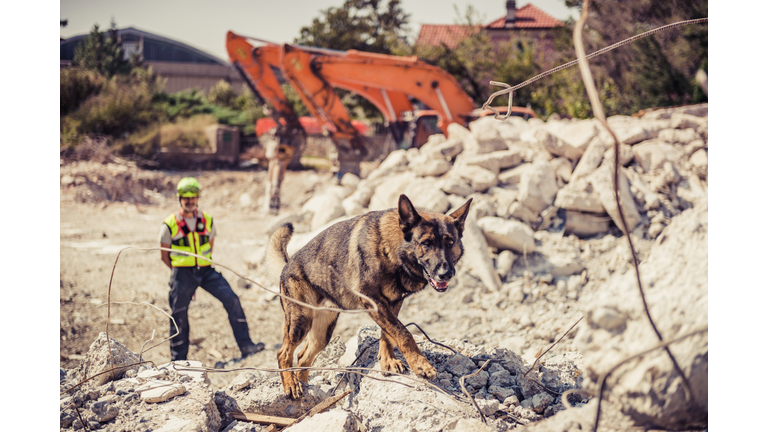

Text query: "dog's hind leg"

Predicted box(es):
[296, 310, 339, 383]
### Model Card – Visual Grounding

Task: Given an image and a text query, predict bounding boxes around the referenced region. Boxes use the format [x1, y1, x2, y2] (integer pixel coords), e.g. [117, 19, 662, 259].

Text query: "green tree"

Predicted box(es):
[294, 0, 411, 54]
[293, 0, 412, 121]
[559, 0, 708, 115]
[73, 19, 136, 78]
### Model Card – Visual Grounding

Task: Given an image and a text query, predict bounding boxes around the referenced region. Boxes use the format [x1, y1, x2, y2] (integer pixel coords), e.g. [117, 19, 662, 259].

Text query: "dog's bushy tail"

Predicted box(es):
[266, 223, 293, 283]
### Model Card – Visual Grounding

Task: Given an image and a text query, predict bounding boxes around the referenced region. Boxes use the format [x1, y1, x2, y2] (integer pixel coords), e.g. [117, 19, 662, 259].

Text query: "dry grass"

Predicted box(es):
[159, 115, 216, 150]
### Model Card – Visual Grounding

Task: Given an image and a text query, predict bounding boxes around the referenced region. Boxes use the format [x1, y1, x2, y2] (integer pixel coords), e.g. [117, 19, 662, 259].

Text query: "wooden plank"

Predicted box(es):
[286, 390, 353, 427]
[230, 411, 294, 427]
[231, 390, 352, 429]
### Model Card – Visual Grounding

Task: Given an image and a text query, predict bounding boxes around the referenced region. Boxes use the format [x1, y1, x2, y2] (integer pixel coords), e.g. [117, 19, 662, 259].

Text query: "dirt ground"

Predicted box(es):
[59, 165, 380, 387]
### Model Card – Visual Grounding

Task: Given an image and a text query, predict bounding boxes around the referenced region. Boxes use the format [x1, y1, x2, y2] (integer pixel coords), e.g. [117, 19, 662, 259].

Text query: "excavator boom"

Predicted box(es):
[225, 30, 535, 214]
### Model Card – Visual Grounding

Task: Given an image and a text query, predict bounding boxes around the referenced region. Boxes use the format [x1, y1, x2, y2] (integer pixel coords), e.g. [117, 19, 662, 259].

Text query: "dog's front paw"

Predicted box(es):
[282, 372, 304, 399]
[409, 356, 437, 380]
[380, 356, 408, 374]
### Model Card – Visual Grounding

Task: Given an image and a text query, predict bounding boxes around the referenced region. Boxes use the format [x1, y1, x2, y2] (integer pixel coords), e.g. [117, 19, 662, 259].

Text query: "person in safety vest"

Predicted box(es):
[160, 177, 264, 361]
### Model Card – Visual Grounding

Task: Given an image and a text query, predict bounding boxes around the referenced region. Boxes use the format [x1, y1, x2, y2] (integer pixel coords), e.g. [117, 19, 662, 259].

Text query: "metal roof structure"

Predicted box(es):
[60, 27, 227, 66]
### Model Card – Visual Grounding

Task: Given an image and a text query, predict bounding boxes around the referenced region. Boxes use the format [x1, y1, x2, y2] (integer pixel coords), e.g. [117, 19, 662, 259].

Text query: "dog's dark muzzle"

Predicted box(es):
[426, 263, 454, 292]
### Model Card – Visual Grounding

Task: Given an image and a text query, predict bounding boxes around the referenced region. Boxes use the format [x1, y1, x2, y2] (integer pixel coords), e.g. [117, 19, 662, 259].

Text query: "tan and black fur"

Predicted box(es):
[267, 194, 472, 398]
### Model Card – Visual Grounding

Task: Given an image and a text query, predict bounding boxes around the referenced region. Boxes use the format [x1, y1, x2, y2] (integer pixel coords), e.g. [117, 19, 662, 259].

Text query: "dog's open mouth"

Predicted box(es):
[428, 277, 449, 292]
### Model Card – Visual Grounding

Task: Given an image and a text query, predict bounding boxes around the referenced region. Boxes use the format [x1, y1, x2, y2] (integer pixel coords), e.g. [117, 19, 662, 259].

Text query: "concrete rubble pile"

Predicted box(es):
[282, 104, 708, 292]
[60, 104, 708, 431]
[217, 325, 584, 432]
[60, 333, 221, 431]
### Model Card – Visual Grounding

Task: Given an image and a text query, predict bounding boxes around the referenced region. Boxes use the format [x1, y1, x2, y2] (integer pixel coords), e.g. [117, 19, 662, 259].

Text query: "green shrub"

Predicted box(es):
[60, 68, 105, 116]
[206, 80, 239, 109]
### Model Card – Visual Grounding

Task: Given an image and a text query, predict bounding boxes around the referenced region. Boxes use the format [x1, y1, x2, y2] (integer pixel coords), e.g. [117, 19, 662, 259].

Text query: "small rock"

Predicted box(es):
[503, 395, 521, 407]
[496, 250, 517, 279]
[527, 392, 554, 413]
[445, 354, 477, 377]
[591, 306, 627, 332]
[465, 370, 490, 389]
[474, 397, 501, 416]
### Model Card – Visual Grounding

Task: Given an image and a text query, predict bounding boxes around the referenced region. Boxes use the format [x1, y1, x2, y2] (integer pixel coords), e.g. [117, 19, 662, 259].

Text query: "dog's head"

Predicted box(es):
[398, 194, 472, 292]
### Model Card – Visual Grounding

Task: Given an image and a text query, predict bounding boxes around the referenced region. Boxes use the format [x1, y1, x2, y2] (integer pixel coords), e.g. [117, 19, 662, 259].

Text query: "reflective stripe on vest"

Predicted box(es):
[163, 211, 213, 267]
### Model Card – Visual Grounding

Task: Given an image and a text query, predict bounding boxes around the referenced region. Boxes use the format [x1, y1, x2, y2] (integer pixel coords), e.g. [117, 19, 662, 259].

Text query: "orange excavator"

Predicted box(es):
[225, 31, 534, 213]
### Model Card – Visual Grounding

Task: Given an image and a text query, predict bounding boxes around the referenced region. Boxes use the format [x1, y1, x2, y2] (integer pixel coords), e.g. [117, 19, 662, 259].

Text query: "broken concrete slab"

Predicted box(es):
[658, 127, 700, 145]
[446, 164, 498, 193]
[554, 182, 605, 214]
[588, 164, 642, 233]
[367, 149, 409, 180]
[467, 117, 509, 154]
[477, 216, 536, 254]
[139, 381, 187, 403]
[283, 409, 357, 432]
[410, 155, 452, 177]
[571, 136, 611, 182]
[564, 210, 611, 238]
[517, 160, 559, 214]
[462, 209, 503, 291]
[421, 137, 464, 160]
[535, 129, 585, 161]
[498, 162, 532, 185]
[632, 139, 684, 173]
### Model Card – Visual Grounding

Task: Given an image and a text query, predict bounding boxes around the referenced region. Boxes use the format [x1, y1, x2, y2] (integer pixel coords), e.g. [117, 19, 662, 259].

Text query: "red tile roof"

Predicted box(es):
[416, 4, 563, 48]
[416, 24, 482, 50]
[486, 4, 565, 29]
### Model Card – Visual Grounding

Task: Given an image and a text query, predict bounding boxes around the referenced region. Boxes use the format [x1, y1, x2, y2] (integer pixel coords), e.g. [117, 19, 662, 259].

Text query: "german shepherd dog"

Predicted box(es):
[267, 194, 472, 398]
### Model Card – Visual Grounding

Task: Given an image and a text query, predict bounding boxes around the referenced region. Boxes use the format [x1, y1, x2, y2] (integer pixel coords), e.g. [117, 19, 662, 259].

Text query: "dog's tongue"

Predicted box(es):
[431, 278, 448, 290]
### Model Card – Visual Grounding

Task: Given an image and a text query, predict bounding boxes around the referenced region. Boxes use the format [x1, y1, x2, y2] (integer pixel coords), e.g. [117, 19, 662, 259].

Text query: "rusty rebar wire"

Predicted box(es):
[459, 359, 492, 424]
[405, 322, 458, 355]
[561, 388, 593, 410]
[73, 404, 89, 431]
[572, 0, 694, 407]
[97, 301, 179, 359]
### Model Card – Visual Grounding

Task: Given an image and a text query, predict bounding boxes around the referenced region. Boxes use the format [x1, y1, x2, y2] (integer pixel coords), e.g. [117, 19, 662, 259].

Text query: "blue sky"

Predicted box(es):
[60, 0, 578, 62]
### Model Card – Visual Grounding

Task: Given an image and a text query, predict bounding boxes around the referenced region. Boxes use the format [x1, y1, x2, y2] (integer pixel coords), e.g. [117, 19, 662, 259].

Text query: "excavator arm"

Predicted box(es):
[309, 49, 476, 135]
[226, 32, 306, 213]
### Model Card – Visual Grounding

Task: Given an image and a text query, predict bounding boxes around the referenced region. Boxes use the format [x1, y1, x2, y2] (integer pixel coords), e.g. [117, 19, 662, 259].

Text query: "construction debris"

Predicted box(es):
[60, 103, 707, 431]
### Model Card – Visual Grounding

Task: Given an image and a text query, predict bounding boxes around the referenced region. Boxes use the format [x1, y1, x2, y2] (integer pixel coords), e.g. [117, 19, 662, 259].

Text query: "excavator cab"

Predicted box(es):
[401, 111, 443, 149]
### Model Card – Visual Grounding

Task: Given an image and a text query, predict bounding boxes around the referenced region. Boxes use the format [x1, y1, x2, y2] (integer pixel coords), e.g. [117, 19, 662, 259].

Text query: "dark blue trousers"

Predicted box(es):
[168, 266, 252, 360]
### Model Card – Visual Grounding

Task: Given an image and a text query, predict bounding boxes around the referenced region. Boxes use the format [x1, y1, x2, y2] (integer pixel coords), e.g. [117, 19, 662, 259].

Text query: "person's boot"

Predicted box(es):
[239, 341, 265, 358]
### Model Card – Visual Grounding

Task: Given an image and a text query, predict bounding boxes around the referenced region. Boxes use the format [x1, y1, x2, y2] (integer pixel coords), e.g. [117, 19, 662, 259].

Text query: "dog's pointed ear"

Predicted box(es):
[398, 194, 421, 233]
[449, 197, 472, 235]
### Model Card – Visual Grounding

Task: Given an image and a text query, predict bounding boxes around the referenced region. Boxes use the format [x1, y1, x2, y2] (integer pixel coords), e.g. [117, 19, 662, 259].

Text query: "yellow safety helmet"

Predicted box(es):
[177, 177, 201, 197]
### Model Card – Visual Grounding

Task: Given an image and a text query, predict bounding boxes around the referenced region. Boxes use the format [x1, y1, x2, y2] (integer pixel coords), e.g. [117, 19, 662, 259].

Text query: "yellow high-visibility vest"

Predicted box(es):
[163, 211, 213, 267]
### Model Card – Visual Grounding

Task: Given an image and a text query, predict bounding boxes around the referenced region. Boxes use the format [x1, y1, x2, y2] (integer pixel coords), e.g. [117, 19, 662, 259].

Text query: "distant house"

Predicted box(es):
[60, 27, 245, 94]
[416, 1, 565, 66]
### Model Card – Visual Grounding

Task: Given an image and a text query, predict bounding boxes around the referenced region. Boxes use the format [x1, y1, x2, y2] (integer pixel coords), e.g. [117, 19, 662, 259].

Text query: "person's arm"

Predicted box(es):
[208, 238, 215, 254]
[161, 243, 172, 269]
